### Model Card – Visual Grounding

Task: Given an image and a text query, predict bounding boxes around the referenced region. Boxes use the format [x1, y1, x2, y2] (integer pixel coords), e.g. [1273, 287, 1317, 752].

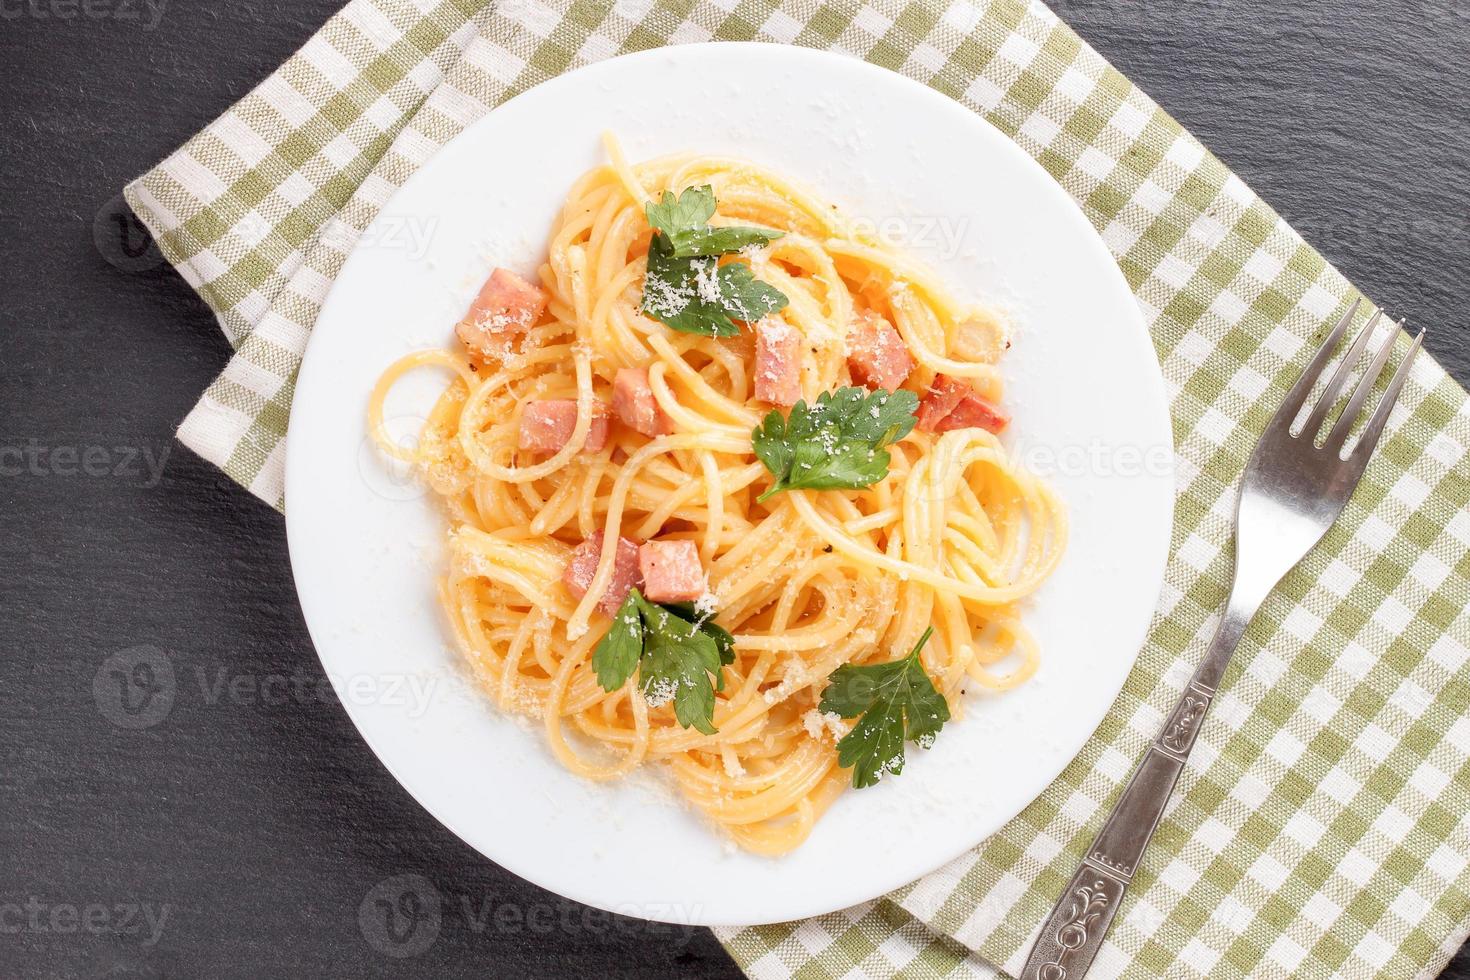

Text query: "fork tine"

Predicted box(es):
[1347, 330, 1423, 462]
[1324, 317, 1403, 451]
[1301, 309, 1382, 440]
[1273, 297, 1361, 430]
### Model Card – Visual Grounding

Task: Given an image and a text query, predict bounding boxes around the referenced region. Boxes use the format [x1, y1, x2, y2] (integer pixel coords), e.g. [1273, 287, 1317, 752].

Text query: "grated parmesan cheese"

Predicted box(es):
[693, 260, 723, 304]
[643, 676, 678, 708]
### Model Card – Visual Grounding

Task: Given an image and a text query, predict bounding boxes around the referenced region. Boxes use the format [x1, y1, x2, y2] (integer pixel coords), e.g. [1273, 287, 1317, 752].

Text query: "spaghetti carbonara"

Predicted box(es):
[370, 137, 1065, 855]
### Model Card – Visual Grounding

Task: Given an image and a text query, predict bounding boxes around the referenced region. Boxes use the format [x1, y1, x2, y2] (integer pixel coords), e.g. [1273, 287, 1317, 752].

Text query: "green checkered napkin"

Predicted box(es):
[125, 1, 1470, 976]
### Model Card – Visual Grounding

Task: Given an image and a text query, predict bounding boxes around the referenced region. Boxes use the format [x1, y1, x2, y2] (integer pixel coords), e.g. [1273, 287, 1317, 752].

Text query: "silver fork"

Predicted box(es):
[1020, 300, 1423, 980]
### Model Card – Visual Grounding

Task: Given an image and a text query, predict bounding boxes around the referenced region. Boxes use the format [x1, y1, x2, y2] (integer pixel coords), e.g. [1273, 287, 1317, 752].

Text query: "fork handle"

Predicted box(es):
[1018, 709, 1201, 979]
[1020, 597, 1256, 980]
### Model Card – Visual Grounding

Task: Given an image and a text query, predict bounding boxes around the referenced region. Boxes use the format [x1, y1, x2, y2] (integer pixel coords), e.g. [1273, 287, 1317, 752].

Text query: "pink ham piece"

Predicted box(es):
[456, 268, 549, 355]
[518, 399, 610, 454]
[563, 532, 643, 615]
[934, 393, 1009, 434]
[612, 367, 672, 437]
[754, 320, 802, 406]
[915, 374, 971, 432]
[845, 310, 912, 392]
[917, 374, 1008, 434]
[638, 539, 705, 603]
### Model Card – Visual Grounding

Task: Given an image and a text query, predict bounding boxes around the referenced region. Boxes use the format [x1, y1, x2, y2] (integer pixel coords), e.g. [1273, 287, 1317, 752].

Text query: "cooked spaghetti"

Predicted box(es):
[370, 137, 1065, 855]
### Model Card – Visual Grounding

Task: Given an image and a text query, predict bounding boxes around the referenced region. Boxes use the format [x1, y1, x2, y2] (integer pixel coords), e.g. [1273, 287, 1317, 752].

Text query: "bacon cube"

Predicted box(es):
[456, 268, 549, 354]
[934, 393, 1009, 434]
[846, 310, 912, 392]
[612, 367, 673, 437]
[753, 320, 802, 407]
[518, 399, 610, 454]
[637, 539, 705, 603]
[914, 374, 971, 432]
[563, 532, 643, 615]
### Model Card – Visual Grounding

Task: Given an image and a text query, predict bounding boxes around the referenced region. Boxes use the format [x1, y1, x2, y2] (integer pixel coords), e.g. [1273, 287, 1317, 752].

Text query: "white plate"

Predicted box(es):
[285, 43, 1172, 928]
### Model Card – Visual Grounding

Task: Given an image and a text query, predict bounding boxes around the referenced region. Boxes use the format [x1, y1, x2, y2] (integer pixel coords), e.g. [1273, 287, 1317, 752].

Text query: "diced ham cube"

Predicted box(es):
[915, 374, 971, 432]
[934, 393, 1009, 434]
[638, 539, 705, 603]
[846, 310, 912, 392]
[612, 367, 672, 437]
[518, 399, 610, 454]
[753, 320, 802, 406]
[563, 532, 643, 615]
[456, 268, 549, 354]
[917, 374, 1009, 435]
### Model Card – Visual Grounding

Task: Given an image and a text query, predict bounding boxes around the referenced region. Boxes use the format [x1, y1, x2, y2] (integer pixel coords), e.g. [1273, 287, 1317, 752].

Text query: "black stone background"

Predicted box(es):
[1, 1, 1466, 977]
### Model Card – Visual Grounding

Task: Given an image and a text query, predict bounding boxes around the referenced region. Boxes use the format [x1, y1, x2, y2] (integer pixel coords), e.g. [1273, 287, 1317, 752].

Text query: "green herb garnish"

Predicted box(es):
[640, 186, 789, 337]
[751, 386, 919, 501]
[592, 589, 734, 735]
[818, 627, 950, 788]
[645, 185, 783, 258]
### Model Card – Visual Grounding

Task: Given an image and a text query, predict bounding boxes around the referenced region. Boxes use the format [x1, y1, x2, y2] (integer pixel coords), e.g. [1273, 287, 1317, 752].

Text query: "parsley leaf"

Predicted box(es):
[643, 236, 786, 337]
[662, 601, 737, 686]
[645, 186, 783, 257]
[752, 386, 920, 501]
[817, 627, 949, 788]
[591, 589, 730, 733]
[640, 187, 789, 338]
[645, 185, 716, 239]
[592, 596, 644, 692]
[713, 259, 789, 323]
[641, 620, 721, 735]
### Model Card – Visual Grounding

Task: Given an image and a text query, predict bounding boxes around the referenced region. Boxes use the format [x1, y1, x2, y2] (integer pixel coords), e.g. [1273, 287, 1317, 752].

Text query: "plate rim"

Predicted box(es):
[284, 40, 1174, 927]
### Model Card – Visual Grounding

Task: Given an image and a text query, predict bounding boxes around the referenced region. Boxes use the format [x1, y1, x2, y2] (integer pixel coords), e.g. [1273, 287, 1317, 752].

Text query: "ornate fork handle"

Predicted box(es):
[1019, 594, 1257, 980]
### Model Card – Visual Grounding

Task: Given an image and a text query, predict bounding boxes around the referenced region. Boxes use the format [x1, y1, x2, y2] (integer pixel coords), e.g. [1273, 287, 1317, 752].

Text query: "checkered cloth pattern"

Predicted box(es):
[125, 1, 1470, 977]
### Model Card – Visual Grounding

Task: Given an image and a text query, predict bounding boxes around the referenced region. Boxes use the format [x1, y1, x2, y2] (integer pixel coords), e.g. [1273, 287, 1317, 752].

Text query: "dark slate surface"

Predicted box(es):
[0, 1, 1465, 977]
